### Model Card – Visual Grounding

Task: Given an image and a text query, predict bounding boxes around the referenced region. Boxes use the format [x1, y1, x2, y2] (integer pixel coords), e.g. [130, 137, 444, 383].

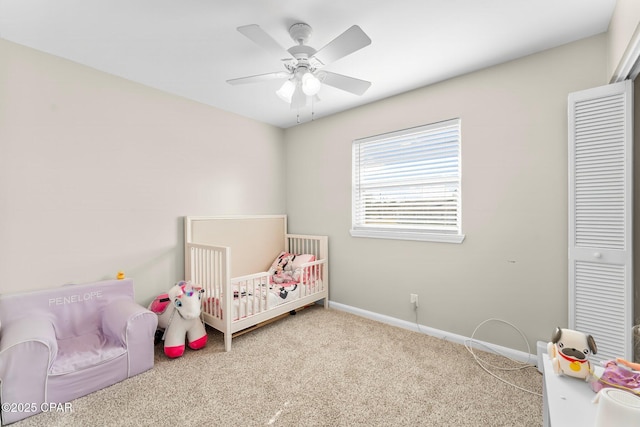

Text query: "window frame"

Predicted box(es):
[350, 118, 465, 244]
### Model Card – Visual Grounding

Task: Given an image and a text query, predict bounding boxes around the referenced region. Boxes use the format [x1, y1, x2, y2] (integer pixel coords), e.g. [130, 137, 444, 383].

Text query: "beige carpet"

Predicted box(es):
[14, 306, 543, 426]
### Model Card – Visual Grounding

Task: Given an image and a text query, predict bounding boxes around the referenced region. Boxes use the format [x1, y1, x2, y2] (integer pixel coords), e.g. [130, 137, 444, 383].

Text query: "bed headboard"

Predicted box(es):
[185, 215, 287, 277]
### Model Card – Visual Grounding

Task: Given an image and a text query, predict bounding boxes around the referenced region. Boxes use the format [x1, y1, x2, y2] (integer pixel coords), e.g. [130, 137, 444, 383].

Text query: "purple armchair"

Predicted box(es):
[0, 279, 157, 425]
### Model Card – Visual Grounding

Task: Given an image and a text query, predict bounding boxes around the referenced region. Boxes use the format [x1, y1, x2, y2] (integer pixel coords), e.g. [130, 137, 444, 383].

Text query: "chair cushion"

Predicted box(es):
[50, 332, 126, 375]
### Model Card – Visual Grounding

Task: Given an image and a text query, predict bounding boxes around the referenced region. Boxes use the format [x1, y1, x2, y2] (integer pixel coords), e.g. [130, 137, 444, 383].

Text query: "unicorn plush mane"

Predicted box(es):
[169, 281, 203, 320]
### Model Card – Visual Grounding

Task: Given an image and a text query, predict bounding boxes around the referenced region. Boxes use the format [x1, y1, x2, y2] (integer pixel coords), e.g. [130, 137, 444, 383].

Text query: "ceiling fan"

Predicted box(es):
[227, 22, 372, 109]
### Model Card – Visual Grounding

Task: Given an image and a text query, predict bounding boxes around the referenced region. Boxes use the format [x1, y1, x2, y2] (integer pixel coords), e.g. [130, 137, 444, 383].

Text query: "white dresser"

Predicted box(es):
[542, 354, 602, 426]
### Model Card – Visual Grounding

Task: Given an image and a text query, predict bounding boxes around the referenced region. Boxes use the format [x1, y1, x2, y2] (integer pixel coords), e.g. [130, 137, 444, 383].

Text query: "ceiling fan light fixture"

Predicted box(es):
[291, 83, 308, 109]
[302, 72, 321, 96]
[276, 79, 296, 103]
[234, 22, 372, 114]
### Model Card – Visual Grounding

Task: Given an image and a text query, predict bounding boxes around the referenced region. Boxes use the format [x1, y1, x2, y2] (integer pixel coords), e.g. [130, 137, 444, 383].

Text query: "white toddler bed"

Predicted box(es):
[184, 215, 328, 351]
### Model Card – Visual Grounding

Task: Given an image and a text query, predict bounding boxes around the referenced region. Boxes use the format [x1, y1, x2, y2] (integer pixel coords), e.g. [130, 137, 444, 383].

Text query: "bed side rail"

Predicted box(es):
[286, 234, 328, 293]
[230, 258, 326, 320]
[230, 272, 270, 321]
[297, 259, 325, 297]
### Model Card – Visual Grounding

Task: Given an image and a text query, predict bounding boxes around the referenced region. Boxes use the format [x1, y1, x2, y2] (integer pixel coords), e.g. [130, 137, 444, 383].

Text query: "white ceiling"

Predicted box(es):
[0, 0, 617, 128]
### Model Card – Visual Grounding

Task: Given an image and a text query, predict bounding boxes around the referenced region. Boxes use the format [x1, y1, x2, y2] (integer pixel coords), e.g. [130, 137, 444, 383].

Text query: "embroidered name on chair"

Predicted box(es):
[49, 291, 103, 306]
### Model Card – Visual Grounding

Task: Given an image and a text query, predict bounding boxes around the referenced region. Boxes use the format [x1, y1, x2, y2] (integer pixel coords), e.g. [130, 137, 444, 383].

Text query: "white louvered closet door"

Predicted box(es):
[568, 80, 634, 365]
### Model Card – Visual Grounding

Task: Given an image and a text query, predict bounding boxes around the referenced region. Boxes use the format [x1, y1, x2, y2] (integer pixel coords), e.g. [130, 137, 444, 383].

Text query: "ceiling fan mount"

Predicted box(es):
[227, 22, 372, 109]
[288, 23, 313, 45]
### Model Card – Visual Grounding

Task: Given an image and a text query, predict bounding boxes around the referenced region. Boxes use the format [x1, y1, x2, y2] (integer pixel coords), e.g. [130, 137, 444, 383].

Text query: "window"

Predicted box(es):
[351, 118, 464, 243]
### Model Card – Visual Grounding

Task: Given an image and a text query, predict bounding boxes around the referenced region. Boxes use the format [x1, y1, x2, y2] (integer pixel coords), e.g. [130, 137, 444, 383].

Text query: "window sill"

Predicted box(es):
[350, 229, 465, 244]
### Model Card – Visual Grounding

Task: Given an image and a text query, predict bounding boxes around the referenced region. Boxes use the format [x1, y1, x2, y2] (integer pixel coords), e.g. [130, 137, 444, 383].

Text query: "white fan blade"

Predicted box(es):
[320, 71, 371, 96]
[237, 25, 292, 58]
[312, 25, 371, 66]
[227, 71, 291, 85]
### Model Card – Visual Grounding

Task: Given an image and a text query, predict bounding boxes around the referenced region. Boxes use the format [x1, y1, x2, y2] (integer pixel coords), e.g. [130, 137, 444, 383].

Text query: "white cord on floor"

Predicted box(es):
[463, 318, 542, 397]
[414, 310, 542, 397]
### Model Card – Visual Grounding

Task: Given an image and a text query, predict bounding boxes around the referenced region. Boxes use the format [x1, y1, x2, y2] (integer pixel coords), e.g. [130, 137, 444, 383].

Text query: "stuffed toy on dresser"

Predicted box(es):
[547, 326, 598, 380]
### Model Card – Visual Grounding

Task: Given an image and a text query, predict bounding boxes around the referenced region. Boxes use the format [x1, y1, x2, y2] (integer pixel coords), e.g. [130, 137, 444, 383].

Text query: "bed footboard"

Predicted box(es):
[185, 243, 232, 349]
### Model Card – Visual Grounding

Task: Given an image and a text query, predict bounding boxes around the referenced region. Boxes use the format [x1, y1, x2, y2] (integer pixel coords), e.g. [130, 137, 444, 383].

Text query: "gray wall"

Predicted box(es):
[0, 39, 286, 304]
[284, 35, 608, 352]
[607, 0, 640, 80]
[0, 27, 631, 355]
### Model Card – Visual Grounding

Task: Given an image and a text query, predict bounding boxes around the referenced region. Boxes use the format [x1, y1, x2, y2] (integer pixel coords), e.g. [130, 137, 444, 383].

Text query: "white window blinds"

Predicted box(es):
[351, 118, 464, 243]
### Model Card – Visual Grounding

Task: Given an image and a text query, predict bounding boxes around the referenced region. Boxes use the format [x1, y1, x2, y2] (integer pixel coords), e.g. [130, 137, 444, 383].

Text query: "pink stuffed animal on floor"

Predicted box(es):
[149, 281, 207, 358]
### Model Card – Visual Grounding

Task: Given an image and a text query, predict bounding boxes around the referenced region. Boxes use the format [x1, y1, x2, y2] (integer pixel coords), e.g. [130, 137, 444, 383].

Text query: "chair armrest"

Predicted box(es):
[0, 316, 57, 367]
[0, 317, 57, 425]
[101, 299, 158, 377]
[102, 299, 156, 345]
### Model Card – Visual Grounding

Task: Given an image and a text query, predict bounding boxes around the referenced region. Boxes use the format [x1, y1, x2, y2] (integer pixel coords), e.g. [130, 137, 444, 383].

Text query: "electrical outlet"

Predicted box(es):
[410, 293, 419, 307]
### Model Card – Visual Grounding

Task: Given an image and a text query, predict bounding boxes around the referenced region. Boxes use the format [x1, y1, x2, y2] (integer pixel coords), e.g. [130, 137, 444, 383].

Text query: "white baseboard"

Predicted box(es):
[328, 301, 538, 366]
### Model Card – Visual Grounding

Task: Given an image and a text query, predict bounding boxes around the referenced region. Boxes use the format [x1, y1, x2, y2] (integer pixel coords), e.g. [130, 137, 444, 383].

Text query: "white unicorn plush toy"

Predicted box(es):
[149, 281, 207, 358]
